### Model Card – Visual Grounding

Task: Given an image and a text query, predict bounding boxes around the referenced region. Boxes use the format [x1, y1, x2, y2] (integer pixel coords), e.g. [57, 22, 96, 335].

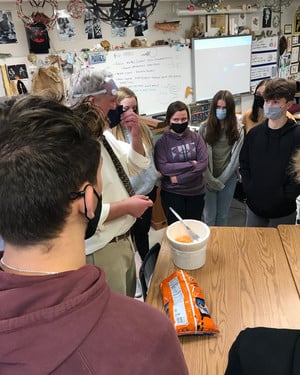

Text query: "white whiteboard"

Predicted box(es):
[192, 35, 252, 101]
[92, 45, 192, 115]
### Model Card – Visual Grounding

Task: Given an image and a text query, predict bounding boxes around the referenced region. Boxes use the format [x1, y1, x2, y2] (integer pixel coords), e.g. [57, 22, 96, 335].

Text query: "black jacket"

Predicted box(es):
[239, 119, 300, 218]
[225, 327, 300, 375]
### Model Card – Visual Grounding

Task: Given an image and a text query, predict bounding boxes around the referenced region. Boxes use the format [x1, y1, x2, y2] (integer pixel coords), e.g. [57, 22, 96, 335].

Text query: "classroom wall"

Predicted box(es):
[0, 0, 297, 114]
[0, 1, 195, 56]
[0, 0, 297, 57]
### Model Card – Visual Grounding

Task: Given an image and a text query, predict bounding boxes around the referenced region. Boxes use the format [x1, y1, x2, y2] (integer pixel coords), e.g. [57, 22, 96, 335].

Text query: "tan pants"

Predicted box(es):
[86, 236, 136, 297]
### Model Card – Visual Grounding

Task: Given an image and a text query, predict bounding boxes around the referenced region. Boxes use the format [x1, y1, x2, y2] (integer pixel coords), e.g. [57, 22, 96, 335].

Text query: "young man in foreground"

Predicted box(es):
[0, 96, 188, 374]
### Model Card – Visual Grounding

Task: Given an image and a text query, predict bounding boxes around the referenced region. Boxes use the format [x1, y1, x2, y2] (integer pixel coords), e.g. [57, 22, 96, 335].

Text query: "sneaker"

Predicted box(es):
[135, 278, 143, 299]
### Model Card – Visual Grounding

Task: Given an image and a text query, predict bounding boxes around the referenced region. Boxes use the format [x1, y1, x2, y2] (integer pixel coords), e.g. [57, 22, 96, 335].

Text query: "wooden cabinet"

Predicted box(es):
[151, 187, 167, 230]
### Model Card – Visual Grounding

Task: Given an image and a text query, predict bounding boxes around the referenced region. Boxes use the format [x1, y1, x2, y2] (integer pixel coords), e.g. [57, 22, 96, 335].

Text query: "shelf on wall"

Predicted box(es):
[176, 8, 259, 16]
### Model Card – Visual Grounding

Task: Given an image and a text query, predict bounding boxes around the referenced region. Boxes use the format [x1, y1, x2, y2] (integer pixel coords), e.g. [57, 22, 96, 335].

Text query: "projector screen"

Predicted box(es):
[192, 35, 252, 101]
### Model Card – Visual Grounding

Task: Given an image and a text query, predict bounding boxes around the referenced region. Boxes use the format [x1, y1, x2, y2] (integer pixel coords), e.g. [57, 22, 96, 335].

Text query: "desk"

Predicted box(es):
[278, 225, 300, 296]
[146, 227, 300, 375]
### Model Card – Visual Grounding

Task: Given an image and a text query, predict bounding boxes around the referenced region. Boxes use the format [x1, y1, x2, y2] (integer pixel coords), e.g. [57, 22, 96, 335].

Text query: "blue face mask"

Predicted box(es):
[216, 108, 227, 121]
[263, 104, 283, 120]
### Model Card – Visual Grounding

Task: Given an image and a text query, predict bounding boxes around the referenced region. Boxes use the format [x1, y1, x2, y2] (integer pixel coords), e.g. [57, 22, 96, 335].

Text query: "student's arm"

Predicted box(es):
[218, 127, 244, 184]
[154, 137, 194, 176]
[198, 124, 224, 191]
[145, 311, 189, 374]
[175, 135, 208, 184]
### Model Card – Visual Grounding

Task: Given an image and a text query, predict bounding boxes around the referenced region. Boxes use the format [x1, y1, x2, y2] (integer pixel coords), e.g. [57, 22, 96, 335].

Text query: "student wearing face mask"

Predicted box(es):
[199, 90, 244, 226]
[240, 78, 300, 227]
[154, 101, 208, 225]
[242, 79, 295, 134]
[242, 79, 270, 133]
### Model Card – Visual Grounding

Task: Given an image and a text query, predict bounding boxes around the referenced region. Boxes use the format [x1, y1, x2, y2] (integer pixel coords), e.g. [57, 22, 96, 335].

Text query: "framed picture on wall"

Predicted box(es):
[291, 46, 299, 63]
[0, 10, 17, 44]
[290, 64, 299, 75]
[262, 7, 272, 28]
[207, 14, 228, 35]
[284, 24, 292, 34]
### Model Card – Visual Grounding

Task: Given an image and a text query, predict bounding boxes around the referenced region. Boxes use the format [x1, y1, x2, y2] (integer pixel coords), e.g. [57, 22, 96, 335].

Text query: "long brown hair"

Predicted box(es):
[205, 90, 239, 146]
[112, 86, 153, 151]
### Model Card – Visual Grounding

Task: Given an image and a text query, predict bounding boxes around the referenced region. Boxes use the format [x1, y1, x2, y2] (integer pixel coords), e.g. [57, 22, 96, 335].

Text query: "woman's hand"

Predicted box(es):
[121, 110, 141, 137]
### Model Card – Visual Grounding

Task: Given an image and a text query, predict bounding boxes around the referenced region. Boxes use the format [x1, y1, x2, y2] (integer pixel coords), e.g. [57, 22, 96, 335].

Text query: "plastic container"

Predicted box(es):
[166, 220, 210, 270]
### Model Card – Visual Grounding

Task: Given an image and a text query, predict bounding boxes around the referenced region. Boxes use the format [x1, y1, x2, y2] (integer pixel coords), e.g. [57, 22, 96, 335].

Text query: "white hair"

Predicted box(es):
[68, 69, 113, 103]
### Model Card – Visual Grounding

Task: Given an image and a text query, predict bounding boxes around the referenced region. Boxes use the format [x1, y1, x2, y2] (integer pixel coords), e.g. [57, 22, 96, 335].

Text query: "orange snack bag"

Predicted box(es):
[160, 270, 219, 336]
[175, 235, 193, 243]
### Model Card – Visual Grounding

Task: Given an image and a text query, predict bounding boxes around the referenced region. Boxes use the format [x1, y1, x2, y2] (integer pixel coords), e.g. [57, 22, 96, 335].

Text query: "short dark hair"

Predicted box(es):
[0, 95, 100, 246]
[165, 101, 190, 126]
[263, 78, 296, 102]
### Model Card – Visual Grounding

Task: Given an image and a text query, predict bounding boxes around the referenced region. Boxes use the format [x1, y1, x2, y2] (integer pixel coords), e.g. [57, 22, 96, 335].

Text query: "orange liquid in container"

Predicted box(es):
[175, 235, 193, 243]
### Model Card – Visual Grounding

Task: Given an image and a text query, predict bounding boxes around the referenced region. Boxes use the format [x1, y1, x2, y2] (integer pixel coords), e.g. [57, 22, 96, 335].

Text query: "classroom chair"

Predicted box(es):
[139, 242, 161, 300]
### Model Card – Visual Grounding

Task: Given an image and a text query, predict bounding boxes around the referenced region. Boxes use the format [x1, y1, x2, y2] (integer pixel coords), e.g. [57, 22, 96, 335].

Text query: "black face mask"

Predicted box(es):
[107, 105, 123, 128]
[170, 121, 189, 134]
[85, 189, 102, 240]
[253, 94, 265, 109]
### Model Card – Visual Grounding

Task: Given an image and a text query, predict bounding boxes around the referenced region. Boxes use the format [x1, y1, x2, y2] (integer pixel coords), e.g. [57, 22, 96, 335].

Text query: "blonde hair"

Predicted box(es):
[112, 86, 153, 151]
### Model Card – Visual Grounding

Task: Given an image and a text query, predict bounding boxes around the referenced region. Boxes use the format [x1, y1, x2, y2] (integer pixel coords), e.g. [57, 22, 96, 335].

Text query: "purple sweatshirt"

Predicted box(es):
[154, 128, 208, 196]
[0, 264, 188, 374]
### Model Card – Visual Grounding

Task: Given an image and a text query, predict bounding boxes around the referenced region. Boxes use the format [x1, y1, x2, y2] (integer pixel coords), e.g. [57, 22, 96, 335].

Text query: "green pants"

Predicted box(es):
[86, 236, 136, 297]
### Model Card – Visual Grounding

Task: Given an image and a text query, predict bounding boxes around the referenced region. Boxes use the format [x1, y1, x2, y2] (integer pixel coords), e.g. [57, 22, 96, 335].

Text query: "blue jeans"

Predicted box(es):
[204, 173, 237, 226]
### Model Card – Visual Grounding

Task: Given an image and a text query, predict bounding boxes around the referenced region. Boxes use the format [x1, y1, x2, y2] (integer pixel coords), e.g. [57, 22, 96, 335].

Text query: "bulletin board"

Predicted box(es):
[92, 45, 192, 115]
[250, 36, 278, 92]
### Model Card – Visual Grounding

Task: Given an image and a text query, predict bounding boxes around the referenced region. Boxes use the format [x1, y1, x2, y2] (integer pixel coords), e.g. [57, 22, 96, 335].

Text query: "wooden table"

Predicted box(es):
[146, 227, 300, 375]
[278, 225, 300, 296]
